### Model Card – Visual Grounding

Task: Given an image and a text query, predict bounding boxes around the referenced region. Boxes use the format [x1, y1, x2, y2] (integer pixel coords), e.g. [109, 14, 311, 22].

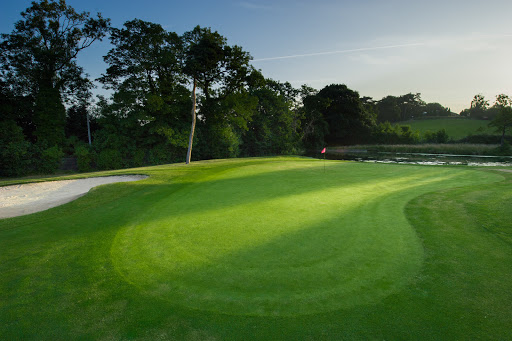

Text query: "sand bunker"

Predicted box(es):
[0, 175, 148, 219]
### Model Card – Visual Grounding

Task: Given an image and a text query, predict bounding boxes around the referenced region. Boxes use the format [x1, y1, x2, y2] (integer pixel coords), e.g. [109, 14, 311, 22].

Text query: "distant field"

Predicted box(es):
[397, 118, 495, 139]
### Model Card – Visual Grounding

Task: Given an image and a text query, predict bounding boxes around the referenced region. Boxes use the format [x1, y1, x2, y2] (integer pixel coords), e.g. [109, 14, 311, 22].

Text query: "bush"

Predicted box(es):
[148, 145, 173, 165]
[371, 123, 420, 144]
[96, 149, 123, 170]
[457, 134, 511, 144]
[75, 144, 94, 172]
[0, 121, 31, 177]
[0, 141, 32, 177]
[424, 129, 449, 143]
[38, 146, 65, 174]
[494, 141, 512, 156]
[399, 125, 421, 144]
[129, 149, 146, 168]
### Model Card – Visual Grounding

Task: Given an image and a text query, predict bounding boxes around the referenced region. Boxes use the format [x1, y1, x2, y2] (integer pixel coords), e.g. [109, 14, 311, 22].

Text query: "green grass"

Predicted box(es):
[398, 118, 495, 139]
[1, 157, 511, 339]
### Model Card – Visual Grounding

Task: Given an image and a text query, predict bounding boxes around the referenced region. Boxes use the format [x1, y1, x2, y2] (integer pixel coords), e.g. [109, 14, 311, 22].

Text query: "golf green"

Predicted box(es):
[1, 157, 509, 339]
[109, 159, 500, 316]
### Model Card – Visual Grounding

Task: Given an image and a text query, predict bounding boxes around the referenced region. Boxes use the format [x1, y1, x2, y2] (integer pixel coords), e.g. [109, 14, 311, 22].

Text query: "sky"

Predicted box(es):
[2, 0, 512, 113]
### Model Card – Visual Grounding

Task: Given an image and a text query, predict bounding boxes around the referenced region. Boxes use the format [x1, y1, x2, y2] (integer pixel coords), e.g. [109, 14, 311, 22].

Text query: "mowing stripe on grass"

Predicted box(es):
[110, 160, 502, 316]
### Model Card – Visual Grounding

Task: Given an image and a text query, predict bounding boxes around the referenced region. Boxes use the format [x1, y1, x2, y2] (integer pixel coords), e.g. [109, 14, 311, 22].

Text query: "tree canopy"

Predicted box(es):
[0, 0, 110, 146]
[316, 84, 376, 145]
[489, 94, 512, 147]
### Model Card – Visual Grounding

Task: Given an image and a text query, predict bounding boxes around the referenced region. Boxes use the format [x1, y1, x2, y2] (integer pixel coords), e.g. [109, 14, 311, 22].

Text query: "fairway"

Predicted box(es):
[1, 157, 511, 339]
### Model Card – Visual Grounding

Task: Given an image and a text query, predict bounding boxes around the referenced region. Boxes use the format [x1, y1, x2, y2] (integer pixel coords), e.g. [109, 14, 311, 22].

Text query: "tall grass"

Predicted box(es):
[343, 143, 505, 156]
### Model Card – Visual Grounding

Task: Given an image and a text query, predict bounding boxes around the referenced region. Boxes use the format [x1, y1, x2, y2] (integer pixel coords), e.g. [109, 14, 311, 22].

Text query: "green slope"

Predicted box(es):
[398, 118, 495, 139]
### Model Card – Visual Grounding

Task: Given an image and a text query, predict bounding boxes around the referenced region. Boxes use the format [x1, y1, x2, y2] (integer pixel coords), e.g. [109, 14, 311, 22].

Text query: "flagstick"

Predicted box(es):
[324, 150, 326, 173]
[320, 147, 326, 172]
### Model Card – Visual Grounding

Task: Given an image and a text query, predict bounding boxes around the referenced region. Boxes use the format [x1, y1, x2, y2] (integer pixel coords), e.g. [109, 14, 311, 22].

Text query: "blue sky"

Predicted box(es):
[2, 0, 512, 112]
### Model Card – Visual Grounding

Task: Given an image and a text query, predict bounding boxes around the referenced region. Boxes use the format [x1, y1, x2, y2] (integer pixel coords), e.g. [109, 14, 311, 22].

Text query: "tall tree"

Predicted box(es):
[182, 26, 253, 163]
[65, 103, 97, 143]
[489, 94, 512, 147]
[241, 79, 299, 156]
[424, 102, 452, 116]
[398, 93, 424, 120]
[0, 0, 109, 146]
[98, 19, 190, 152]
[317, 84, 376, 145]
[469, 94, 490, 119]
[299, 90, 330, 149]
[377, 95, 401, 123]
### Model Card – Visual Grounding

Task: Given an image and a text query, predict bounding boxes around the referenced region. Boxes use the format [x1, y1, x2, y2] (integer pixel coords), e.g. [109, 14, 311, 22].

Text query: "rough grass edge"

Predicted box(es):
[336, 144, 510, 156]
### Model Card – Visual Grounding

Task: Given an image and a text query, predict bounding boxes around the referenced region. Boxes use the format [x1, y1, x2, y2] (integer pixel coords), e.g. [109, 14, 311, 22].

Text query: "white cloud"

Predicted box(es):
[252, 43, 426, 62]
[237, 2, 273, 10]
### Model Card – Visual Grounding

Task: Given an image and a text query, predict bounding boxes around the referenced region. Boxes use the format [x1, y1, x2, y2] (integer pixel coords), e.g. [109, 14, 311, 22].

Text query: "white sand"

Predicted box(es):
[0, 175, 148, 219]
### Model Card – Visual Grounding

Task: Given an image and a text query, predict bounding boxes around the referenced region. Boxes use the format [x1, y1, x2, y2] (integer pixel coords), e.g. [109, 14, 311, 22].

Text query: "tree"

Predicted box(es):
[182, 26, 254, 163]
[317, 84, 376, 145]
[469, 94, 490, 119]
[98, 19, 190, 154]
[0, 80, 35, 139]
[398, 93, 424, 120]
[489, 94, 512, 147]
[65, 103, 97, 143]
[241, 79, 299, 156]
[424, 102, 452, 116]
[0, 0, 110, 146]
[300, 90, 330, 149]
[377, 96, 401, 123]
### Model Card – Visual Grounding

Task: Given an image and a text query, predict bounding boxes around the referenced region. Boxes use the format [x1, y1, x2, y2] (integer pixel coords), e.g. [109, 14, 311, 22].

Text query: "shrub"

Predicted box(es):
[0, 141, 32, 177]
[424, 129, 449, 143]
[0, 121, 31, 177]
[371, 123, 420, 144]
[494, 141, 511, 156]
[96, 149, 123, 170]
[38, 146, 65, 174]
[457, 134, 511, 144]
[148, 145, 173, 165]
[436, 129, 449, 143]
[75, 144, 94, 172]
[399, 125, 421, 144]
[129, 149, 146, 168]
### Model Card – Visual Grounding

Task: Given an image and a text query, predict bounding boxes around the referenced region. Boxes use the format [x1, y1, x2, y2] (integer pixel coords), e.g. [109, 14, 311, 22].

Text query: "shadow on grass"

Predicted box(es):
[110, 161, 495, 317]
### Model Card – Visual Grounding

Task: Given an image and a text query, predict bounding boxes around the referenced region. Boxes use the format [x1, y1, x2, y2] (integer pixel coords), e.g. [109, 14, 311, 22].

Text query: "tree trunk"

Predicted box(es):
[186, 79, 197, 164]
[86, 110, 92, 146]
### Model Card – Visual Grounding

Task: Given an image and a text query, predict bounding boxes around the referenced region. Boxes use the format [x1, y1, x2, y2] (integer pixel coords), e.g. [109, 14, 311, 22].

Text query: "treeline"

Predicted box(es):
[1, 1, 510, 177]
[372, 93, 454, 122]
[460, 94, 508, 120]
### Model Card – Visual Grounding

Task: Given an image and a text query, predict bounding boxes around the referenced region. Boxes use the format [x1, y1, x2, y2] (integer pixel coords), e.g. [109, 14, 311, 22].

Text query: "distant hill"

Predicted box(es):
[396, 118, 496, 140]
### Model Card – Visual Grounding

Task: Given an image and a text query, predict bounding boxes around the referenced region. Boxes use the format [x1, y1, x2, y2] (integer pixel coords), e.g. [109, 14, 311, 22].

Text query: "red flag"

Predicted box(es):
[321, 147, 326, 154]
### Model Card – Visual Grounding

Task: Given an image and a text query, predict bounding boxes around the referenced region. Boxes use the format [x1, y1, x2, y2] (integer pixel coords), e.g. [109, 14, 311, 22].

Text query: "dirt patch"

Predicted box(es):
[0, 175, 148, 219]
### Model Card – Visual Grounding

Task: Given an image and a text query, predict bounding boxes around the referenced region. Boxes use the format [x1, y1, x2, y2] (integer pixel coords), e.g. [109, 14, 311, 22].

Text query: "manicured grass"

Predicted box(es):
[397, 118, 495, 139]
[1, 157, 511, 339]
